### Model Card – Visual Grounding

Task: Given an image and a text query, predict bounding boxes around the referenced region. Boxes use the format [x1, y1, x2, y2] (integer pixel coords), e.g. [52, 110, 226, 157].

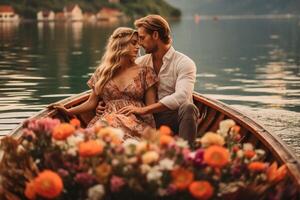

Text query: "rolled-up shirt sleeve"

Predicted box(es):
[159, 59, 196, 110]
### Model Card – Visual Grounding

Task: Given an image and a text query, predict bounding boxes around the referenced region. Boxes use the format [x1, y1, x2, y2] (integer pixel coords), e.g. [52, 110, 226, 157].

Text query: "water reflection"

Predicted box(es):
[0, 21, 19, 41]
[71, 21, 83, 49]
[37, 21, 55, 41]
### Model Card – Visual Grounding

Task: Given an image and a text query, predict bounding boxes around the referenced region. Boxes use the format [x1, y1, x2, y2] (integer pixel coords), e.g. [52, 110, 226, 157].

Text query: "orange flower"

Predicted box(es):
[79, 140, 104, 157]
[248, 162, 267, 172]
[231, 125, 240, 133]
[24, 180, 36, 199]
[244, 150, 256, 159]
[52, 123, 75, 140]
[95, 163, 112, 182]
[204, 145, 229, 168]
[70, 118, 81, 128]
[171, 168, 194, 190]
[267, 162, 287, 182]
[160, 134, 174, 146]
[34, 170, 63, 199]
[189, 181, 214, 200]
[159, 125, 172, 135]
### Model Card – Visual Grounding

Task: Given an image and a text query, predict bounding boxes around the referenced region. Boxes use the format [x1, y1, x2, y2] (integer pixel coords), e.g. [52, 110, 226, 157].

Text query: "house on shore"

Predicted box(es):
[108, 0, 120, 3]
[63, 4, 83, 21]
[83, 13, 96, 23]
[37, 10, 55, 21]
[96, 7, 124, 22]
[0, 5, 19, 22]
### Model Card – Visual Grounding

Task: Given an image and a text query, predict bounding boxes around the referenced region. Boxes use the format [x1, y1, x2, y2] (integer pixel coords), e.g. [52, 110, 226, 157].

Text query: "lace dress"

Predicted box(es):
[87, 66, 158, 139]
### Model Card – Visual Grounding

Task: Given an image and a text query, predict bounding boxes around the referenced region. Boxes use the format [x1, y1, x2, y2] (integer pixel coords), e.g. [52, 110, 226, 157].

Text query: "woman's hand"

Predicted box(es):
[48, 103, 73, 117]
[118, 106, 147, 116]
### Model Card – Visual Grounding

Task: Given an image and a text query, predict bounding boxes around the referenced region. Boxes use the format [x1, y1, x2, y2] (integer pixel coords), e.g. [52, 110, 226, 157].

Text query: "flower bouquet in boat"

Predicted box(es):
[0, 117, 298, 200]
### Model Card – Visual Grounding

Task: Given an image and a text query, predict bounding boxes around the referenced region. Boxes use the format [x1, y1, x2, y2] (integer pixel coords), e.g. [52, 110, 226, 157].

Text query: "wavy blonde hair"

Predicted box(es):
[93, 27, 138, 95]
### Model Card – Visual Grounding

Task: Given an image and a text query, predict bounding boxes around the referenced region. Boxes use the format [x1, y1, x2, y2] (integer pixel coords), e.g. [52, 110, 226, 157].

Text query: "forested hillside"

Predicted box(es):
[167, 0, 300, 15]
[0, 0, 181, 19]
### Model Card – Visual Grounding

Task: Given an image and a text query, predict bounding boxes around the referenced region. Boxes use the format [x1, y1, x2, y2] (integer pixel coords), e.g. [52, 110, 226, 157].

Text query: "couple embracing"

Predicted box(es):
[54, 15, 199, 147]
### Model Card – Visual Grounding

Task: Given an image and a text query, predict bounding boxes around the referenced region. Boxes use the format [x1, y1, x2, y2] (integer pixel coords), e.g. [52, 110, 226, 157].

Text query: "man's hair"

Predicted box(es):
[134, 15, 171, 44]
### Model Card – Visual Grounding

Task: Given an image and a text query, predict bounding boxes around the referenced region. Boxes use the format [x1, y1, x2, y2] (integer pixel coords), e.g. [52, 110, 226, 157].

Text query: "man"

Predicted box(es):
[118, 15, 199, 146]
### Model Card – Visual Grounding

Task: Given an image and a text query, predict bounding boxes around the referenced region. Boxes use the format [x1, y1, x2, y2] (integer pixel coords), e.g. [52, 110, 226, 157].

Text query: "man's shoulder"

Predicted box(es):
[173, 50, 196, 69]
[174, 50, 195, 62]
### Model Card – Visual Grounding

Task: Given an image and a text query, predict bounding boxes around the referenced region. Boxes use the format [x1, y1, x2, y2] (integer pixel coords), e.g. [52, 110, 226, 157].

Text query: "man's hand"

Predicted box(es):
[118, 105, 147, 116]
[96, 101, 105, 116]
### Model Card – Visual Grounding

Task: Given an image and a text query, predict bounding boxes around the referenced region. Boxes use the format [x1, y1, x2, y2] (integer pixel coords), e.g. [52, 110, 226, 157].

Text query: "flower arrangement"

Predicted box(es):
[0, 117, 298, 200]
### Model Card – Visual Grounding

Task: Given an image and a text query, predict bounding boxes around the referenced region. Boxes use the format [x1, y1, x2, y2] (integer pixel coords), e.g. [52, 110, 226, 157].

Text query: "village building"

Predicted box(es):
[37, 10, 55, 21]
[0, 5, 19, 22]
[55, 12, 65, 21]
[63, 4, 83, 21]
[96, 7, 124, 22]
[108, 0, 120, 3]
[83, 12, 96, 22]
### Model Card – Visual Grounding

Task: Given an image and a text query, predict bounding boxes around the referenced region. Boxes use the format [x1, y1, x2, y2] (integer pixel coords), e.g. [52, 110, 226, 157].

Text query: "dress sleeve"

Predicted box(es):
[143, 66, 158, 90]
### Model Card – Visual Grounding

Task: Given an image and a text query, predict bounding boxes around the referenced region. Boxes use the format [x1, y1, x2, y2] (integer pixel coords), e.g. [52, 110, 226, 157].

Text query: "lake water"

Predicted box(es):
[0, 16, 300, 156]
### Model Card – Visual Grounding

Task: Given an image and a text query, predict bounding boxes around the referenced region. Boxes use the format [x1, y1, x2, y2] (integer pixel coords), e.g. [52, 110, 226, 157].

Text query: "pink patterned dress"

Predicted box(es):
[87, 66, 158, 139]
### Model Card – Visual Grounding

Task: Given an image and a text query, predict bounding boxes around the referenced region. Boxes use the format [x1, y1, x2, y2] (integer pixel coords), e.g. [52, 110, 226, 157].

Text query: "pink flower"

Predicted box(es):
[110, 176, 125, 192]
[25, 117, 60, 134]
[57, 169, 69, 177]
[74, 173, 95, 187]
[166, 184, 177, 195]
[182, 148, 191, 162]
[194, 149, 205, 167]
[22, 128, 36, 141]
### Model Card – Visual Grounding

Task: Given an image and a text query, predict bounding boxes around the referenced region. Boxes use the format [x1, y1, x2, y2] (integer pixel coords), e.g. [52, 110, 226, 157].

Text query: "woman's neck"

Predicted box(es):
[119, 57, 135, 69]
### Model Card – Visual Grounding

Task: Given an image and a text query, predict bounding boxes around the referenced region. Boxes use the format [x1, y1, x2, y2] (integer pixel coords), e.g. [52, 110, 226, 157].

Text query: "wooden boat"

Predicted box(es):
[7, 90, 300, 188]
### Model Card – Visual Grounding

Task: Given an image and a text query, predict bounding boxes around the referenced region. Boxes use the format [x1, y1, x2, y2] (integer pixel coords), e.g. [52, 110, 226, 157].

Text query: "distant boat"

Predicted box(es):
[194, 14, 200, 24]
[212, 16, 219, 21]
[7, 90, 300, 189]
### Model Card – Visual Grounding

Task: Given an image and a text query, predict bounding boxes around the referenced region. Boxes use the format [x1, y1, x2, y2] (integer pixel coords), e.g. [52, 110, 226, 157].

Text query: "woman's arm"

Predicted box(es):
[144, 84, 157, 106]
[68, 91, 99, 114]
[51, 90, 100, 116]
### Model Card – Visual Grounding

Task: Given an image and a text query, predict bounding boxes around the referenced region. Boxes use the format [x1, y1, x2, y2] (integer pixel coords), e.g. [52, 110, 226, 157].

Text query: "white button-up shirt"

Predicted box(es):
[136, 46, 196, 110]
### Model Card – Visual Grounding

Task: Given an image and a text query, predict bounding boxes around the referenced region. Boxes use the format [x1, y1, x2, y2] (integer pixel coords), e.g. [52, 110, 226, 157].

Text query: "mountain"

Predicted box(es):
[0, 0, 181, 19]
[167, 0, 300, 16]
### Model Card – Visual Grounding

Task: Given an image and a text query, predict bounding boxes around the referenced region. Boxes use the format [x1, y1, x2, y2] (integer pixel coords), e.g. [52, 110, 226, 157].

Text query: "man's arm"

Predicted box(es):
[159, 59, 196, 110]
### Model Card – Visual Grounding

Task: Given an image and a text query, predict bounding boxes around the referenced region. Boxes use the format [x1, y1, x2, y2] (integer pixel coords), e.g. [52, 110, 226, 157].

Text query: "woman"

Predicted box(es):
[52, 27, 158, 139]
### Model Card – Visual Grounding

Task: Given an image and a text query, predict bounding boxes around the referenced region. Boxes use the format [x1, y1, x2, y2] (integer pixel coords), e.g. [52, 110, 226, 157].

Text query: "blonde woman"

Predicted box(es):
[52, 27, 158, 138]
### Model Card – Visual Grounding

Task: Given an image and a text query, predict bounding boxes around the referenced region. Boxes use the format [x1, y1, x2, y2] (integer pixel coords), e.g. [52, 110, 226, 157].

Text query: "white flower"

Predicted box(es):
[98, 127, 124, 140]
[111, 127, 124, 140]
[255, 149, 265, 156]
[217, 119, 235, 137]
[237, 150, 244, 158]
[200, 132, 225, 147]
[87, 184, 105, 200]
[67, 134, 84, 146]
[159, 158, 174, 170]
[123, 138, 139, 147]
[67, 147, 77, 156]
[251, 149, 266, 161]
[175, 138, 189, 148]
[147, 166, 162, 182]
[243, 143, 253, 151]
[140, 164, 151, 174]
[53, 140, 67, 149]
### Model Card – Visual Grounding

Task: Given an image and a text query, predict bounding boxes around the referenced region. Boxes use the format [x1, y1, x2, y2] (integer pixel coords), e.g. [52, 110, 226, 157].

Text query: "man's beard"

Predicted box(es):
[145, 45, 158, 54]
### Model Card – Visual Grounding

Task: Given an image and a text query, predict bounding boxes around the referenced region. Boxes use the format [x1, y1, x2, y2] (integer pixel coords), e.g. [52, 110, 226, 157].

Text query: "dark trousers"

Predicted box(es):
[154, 102, 199, 148]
